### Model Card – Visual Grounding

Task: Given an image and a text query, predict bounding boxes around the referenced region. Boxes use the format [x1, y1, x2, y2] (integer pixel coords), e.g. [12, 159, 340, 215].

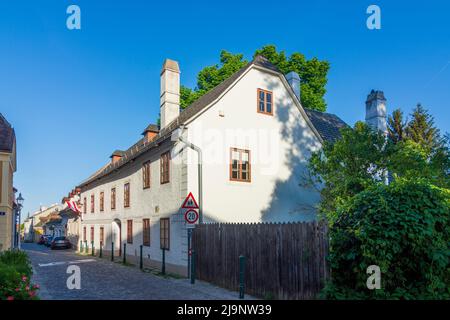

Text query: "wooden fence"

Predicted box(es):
[192, 221, 329, 300]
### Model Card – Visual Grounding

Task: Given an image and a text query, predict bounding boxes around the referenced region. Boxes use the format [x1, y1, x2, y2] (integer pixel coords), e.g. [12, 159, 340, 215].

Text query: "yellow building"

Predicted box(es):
[0, 114, 16, 251]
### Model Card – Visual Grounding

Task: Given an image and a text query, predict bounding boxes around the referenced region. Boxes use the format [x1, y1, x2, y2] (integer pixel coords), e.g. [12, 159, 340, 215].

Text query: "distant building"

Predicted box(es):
[0, 114, 17, 251]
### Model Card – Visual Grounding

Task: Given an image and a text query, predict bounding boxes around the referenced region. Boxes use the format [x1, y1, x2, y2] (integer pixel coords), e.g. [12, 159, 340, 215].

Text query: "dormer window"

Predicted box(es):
[257, 89, 273, 115]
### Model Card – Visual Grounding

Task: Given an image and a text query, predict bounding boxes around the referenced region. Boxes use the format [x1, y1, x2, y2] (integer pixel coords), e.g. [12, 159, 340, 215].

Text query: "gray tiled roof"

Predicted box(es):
[0, 113, 15, 152]
[304, 109, 348, 142]
[78, 55, 347, 188]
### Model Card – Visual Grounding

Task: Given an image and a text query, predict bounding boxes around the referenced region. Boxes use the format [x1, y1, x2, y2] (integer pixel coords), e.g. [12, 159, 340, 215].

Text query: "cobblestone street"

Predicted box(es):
[23, 243, 250, 300]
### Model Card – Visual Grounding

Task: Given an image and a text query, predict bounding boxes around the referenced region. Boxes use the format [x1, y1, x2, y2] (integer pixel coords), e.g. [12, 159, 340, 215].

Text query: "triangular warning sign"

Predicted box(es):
[182, 192, 199, 209]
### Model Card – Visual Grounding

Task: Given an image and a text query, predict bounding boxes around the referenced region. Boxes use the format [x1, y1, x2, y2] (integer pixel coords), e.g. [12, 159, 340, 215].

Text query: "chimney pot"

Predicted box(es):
[286, 71, 301, 100]
[365, 90, 387, 133]
[160, 59, 180, 129]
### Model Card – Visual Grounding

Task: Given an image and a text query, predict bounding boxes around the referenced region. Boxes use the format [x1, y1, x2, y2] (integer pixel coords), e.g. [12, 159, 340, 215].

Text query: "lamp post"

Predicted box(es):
[16, 193, 24, 250]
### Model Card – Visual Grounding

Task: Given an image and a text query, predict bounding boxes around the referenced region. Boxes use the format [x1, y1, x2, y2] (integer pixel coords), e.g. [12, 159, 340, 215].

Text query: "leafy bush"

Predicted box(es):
[322, 179, 450, 299]
[0, 250, 39, 300]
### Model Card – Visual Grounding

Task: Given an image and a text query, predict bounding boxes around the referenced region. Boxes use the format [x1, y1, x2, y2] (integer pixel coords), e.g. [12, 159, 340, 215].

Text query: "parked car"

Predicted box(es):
[44, 236, 54, 247]
[38, 235, 46, 245]
[51, 236, 71, 250]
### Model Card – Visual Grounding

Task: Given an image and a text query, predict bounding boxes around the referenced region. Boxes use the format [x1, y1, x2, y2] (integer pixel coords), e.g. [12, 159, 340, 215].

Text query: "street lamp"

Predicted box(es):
[16, 193, 24, 249]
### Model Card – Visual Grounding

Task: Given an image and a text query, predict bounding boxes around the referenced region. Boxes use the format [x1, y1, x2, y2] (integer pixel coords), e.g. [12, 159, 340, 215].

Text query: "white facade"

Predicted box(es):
[78, 58, 325, 275]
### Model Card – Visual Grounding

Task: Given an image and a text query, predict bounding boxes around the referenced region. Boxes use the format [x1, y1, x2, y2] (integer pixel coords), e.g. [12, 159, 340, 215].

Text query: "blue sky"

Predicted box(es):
[1, 0, 449, 218]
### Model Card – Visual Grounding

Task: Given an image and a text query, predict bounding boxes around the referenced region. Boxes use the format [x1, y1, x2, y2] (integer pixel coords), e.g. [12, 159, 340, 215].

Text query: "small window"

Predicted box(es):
[111, 188, 116, 210]
[143, 161, 151, 189]
[127, 220, 133, 244]
[160, 152, 170, 184]
[100, 192, 104, 212]
[230, 148, 251, 182]
[90, 226, 94, 242]
[83, 197, 87, 214]
[143, 219, 150, 247]
[83, 227, 86, 242]
[90, 195, 95, 213]
[257, 89, 273, 115]
[160, 218, 170, 250]
[124, 183, 130, 208]
[100, 227, 104, 245]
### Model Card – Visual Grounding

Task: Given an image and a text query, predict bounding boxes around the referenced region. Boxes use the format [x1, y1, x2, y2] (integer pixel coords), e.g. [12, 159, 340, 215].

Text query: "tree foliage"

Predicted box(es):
[322, 180, 450, 299]
[180, 45, 330, 112]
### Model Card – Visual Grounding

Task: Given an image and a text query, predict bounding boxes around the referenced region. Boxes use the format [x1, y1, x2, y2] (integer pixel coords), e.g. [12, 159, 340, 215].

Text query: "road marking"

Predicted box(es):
[38, 259, 96, 268]
[68, 259, 96, 264]
[38, 262, 67, 267]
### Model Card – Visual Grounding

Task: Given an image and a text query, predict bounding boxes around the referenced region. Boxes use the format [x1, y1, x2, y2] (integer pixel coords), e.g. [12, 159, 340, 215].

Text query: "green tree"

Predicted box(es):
[387, 108, 407, 144]
[180, 50, 248, 110]
[406, 103, 441, 150]
[180, 45, 330, 112]
[309, 121, 388, 222]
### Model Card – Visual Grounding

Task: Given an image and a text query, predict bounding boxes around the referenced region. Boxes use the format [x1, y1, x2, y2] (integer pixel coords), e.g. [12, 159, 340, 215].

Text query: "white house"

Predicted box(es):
[77, 56, 387, 275]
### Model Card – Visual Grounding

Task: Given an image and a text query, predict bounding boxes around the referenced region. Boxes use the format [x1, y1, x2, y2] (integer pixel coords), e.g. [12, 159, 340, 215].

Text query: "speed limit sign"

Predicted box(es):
[184, 209, 199, 224]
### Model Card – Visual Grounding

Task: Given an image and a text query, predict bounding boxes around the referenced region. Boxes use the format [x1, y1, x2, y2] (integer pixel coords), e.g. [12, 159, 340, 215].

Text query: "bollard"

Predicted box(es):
[161, 248, 166, 275]
[79, 241, 83, 253]
[140, 245, 143, 270]
[111, 242, 114, 262]
[239, 255, 246, 299]
[190, 250, 196, 284]
[99, 241, 103, 258]
[123, 243, 127, 264]
[84, 240, 88, 254]
[91, 241, 94, 256]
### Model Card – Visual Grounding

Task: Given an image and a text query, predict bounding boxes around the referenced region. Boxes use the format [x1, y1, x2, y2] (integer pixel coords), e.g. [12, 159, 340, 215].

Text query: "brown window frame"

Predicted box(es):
[127, 220, 133, 244]
[124, 183, 130, 208]
[160, 151, 170, 184]
[230, 148, 251, 182]
[111, 187, 116, 210]
[83, 226, 86, 242]
[143, 219, 150, 247]
[100, 191, 104, 212]
[83, 197, 87, 214]
[257, 88, 273, 115]
[90, 194, 95, 213]
[90, 226, 94, 242]
[160, 218, 170, 250]
[143, 161, 151, 189]
[99, 226, 104, 245]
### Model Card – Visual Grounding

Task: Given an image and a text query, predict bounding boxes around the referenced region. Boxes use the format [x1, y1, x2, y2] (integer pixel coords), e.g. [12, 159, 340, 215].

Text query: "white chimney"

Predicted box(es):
[365, 90, 387, 134]
[160, 59, 180, 129]
[286, 71, 301, 100]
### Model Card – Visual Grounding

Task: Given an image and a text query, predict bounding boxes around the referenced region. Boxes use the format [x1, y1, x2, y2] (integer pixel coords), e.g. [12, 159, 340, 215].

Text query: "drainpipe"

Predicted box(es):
[172, 125, 203, 224]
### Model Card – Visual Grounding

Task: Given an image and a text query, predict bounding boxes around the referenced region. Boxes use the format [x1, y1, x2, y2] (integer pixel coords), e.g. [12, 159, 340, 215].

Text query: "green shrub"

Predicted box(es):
[0, 250, 32, 277]
[323, 179, 450, 299]
[0, 250, 39, 300]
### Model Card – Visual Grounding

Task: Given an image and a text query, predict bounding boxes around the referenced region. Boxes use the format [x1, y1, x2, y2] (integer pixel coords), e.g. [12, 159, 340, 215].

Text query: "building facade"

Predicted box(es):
[0, 114, 17, 251]
[77, 56, 350, 275]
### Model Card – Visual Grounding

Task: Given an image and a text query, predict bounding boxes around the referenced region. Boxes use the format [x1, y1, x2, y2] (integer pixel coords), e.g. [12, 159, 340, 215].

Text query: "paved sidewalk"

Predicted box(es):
[23, 243, 255, 300]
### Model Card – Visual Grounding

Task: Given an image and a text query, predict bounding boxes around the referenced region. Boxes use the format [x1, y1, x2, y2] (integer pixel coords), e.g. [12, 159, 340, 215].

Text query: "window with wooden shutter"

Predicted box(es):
[143, 219, 150, 246]
[124, 183, 130, 208]
[230, 148, 251, 182]
[100, 192, 104, 212]
[111, 188, 116, 210]
[127, 220, 133, 244]
[160, 218, 170, 250]
[143, 161, 151, 189]
[90, 194, 95, 213]
[257, 88, 273, 115]
[160, 152, 170, 184]
[100, 227, 104, 245]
